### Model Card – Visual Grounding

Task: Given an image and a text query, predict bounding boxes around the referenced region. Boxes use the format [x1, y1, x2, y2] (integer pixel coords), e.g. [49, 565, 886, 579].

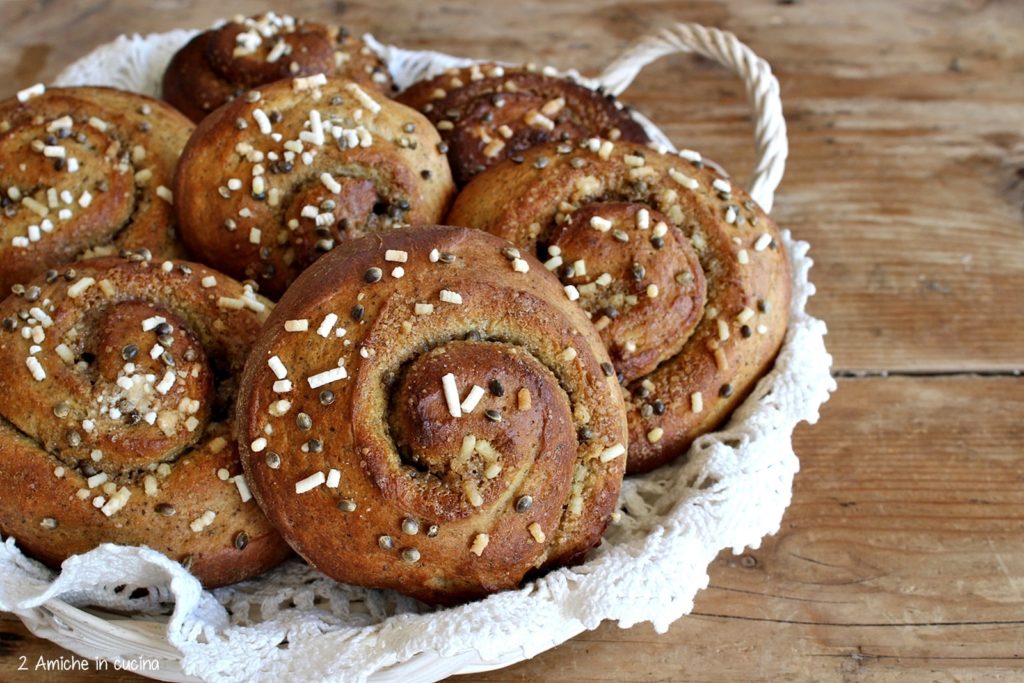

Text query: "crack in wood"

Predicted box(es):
[812, 652, 1024, 661]
[833, 370, 1023, 379]
[708, 583, 855, 605]
[691, 611, 1024, 628]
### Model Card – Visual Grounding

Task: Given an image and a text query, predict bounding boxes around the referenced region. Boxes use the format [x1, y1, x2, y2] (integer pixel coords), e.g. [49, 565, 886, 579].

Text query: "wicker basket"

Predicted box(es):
[4, 22, 833, 683]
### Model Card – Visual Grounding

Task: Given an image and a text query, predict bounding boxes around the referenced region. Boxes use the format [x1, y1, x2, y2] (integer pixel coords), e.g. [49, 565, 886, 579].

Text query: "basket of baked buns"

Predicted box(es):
[0, 13, 834, 682]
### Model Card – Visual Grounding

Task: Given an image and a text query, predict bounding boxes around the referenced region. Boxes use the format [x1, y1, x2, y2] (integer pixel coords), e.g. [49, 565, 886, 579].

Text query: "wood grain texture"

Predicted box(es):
[0, 0, 1022, 681]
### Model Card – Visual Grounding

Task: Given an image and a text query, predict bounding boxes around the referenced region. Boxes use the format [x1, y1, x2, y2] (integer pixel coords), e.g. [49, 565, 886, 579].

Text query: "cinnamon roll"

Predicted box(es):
[237, 226, 627, 603]
[0, 85, 193, 293]
[163, 13, 392, 122]
[397, 63, 649, 185]
[174, 75, 455, 299]
[448, 140, 791, 473]
[0, 255, 290, 586]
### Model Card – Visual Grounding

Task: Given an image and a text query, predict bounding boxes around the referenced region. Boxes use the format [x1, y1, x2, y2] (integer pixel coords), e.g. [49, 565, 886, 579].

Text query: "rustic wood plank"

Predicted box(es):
[0, 0, 1021, 372]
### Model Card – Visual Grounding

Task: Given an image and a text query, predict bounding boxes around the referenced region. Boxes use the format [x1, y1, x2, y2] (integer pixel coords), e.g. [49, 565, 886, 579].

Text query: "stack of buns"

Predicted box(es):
[0, 14, 789, 602]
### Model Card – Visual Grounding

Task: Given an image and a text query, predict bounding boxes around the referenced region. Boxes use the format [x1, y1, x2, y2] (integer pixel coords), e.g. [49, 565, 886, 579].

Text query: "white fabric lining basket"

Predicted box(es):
[0, 22, 835, 683]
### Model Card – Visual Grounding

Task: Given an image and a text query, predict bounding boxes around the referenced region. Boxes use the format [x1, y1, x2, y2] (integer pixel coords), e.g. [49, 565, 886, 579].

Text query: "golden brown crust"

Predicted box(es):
[397, 63, 649, 186]
[163, 13, 393, 122]
[0, 255, 291, 587]
[447, 141, 791, 473]
[0, 86, 194, 293]
[173, 75, 456, 299]
[237, 226, 628, 603]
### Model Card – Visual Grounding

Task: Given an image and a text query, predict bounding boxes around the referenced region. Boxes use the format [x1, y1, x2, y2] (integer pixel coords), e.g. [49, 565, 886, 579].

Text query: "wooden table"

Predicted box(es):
[1, 0, 1022, 680]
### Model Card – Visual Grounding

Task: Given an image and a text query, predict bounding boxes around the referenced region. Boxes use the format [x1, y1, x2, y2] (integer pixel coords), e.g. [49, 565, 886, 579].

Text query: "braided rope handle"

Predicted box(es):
[598, 23, 787, 213]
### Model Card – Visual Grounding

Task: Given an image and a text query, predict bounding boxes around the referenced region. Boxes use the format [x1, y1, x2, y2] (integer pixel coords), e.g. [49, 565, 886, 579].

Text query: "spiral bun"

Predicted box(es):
[163, 13, 392, 122]
[397, 63, 649, 185]
[238, 226, 627, 603]
[448, 140, 791, 473]
[0, 85, 193, 292]
[174, 75, 455, 299]
[0, 255, 290, 587]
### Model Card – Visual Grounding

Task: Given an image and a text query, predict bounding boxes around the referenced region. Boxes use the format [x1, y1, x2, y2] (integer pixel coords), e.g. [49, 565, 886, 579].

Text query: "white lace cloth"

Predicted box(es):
[0, 27, 835, 683]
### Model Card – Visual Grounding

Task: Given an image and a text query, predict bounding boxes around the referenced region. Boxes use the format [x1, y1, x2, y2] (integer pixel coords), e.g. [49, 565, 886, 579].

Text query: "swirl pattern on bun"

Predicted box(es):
[163, 13, 392, 122]
[174, 75, 455, 299]
[0, 85, 193, 292]
[0, 255, 290, 586]
[448, 140, 791, 473]
[237, 226, 628, 603]
[397, 63, 649, 185]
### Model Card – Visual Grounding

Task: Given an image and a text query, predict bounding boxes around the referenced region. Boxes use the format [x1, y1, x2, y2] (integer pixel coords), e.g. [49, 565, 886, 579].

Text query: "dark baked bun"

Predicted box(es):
[447, 140, 791, 473]
[163, 13, 392, 122]
[173, 74, 456, 299]
[237, 226, 628, 603]
[0, 254, 290, 587]
[396, 63, 649, 185]
[0, 85, 193, 293]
